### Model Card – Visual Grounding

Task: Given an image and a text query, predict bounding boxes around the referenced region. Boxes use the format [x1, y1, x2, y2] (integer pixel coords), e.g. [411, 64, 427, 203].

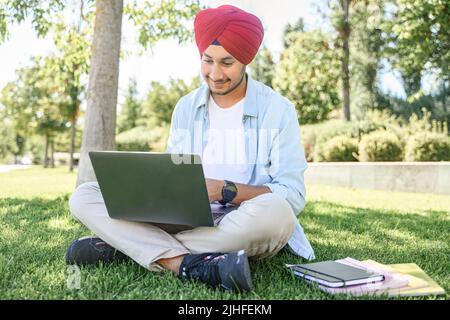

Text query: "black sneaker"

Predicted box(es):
[179, 250, 253, 292]
[65, 236, 130, 266]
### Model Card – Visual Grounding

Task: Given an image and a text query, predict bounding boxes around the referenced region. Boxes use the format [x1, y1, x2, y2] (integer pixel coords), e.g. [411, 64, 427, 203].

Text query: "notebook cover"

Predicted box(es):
[290, 260, 383, 286]
[315, 259, 445, 297]
[386, 263, 446, 297]
[319, 258, 416, 296]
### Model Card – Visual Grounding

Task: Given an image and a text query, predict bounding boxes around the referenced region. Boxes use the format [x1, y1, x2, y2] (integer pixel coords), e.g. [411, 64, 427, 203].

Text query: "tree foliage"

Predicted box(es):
[249, 46, 275, 88]
[383, 0, 450, 95]
[1, 57, 66, 135]
[0, 0, 65, 42]
[117, 79, 142, 133]
[141, 77, 201, 127]
[349, 0, 385, 118]
[329, 0, 353, 121]
[0, 56, 70, 165]
[273, 30, 341, 124]
[124, 0, 202, 50]
[282, 17, 305, 49]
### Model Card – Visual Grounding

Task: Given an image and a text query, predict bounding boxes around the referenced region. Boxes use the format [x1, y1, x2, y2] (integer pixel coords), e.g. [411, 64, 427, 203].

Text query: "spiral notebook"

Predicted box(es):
[286, 260, 385, 288]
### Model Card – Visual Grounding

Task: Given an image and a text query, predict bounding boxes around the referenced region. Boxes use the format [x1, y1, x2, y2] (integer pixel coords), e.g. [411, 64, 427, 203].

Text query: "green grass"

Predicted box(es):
[1, 166, 77, 199]
[0, 166, 449, 299]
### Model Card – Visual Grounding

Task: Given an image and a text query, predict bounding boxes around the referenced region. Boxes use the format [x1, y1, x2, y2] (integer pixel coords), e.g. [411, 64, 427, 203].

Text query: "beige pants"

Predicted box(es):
[68, 182, 297, 271]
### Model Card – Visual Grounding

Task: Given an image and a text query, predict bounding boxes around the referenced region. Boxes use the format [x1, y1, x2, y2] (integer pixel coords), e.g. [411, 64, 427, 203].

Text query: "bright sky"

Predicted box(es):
[0, 0, 407, 106]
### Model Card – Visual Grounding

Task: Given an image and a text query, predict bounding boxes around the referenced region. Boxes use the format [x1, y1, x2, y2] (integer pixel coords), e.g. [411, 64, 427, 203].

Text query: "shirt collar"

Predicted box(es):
[196, 73, 258, 118]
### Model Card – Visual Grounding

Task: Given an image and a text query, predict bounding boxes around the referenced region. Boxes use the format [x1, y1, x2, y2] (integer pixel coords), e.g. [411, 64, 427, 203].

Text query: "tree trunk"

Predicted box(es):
[442, 80, 447, 114]
[76, 0, 123, 186]
[341, 0, 351, 121]
[402, 72, 421, 97]
[50, 139, 55, 168]
[69, 112, 77, 172]
[44, 134, 49, 168]
[442, 80, 450, 136]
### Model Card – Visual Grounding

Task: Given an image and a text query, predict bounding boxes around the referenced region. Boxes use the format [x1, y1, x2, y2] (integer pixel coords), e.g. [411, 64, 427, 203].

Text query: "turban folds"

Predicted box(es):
[194, 5, 264, 65]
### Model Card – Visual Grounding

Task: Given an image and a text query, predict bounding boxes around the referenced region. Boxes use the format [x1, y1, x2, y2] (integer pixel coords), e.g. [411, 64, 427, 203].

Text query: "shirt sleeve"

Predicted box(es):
[263, 104, 308, 216]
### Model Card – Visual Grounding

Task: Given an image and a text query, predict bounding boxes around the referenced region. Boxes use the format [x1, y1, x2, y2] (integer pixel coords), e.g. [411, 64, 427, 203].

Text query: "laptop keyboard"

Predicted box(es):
[212, 211, 226, 224]
[211, 204, 237, 224]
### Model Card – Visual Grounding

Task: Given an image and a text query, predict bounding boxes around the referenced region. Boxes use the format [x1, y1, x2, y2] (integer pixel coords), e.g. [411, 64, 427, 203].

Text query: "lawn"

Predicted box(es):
[0, 166, 449, 299]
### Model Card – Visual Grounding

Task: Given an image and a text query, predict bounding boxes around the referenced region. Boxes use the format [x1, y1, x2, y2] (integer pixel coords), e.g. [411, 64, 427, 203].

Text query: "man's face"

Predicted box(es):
[201, 45, 246, 96]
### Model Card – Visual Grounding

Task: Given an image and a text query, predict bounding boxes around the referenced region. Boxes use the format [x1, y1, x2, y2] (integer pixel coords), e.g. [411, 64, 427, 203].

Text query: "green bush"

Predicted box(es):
[148, 126, 170, 152]
[355, 110, 406, 142]
[301, 110, 449, 162]
[116, 126, 169, 152]
[301, 129, 316, 162]
[303, 119, 384, 162]
[405, 132, 450, 161]
[314, 120, 354, 144]
[359, 130, 404, 161]
[301, 120, 351, 162]
[314, 135, 358, 162]
[348, 120, 385, 140]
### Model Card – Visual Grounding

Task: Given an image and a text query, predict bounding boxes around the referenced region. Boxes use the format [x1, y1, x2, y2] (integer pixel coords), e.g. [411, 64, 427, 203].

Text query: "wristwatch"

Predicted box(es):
[219, 180, 237, 205]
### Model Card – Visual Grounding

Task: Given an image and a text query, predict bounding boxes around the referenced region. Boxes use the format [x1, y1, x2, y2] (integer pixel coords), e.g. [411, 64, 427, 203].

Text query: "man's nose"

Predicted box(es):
[209, 64, 224, 81]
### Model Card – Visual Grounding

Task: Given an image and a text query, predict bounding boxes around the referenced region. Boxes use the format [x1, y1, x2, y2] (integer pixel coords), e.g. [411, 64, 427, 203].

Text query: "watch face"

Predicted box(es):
[226, 183, 237, 193]
[221, 181, 237, 204]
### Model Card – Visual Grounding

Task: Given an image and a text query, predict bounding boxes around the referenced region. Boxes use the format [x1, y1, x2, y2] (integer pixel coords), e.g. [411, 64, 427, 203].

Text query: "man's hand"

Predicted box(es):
[205, 178, 224, 203]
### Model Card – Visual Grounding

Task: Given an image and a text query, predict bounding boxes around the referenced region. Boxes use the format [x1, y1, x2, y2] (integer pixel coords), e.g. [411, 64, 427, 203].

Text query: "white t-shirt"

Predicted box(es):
[202, 96, 249, 184]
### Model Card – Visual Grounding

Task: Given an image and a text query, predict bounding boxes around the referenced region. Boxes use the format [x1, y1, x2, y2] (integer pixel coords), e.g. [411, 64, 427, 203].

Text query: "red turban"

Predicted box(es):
[194, 5, 264, 65]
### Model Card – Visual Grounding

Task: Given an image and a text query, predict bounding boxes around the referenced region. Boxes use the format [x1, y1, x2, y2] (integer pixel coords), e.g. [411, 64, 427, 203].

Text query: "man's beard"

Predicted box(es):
[210, 70, 246, 96]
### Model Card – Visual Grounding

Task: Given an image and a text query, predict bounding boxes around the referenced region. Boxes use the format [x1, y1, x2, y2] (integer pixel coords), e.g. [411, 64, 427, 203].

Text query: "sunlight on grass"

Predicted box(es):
[307, 183, 450, 214]
[0, 166, 448, 299]
[47, 216, 77, 231]
[0, 166, 77, 198]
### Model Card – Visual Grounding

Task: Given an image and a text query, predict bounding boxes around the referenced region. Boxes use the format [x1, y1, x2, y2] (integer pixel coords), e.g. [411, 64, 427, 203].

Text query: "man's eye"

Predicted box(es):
[223, 62, 233, 66]
[204, 60, 213, 63]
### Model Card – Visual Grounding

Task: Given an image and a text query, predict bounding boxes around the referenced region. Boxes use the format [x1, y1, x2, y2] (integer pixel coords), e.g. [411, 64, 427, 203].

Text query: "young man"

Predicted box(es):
[66, 5, 314, 292]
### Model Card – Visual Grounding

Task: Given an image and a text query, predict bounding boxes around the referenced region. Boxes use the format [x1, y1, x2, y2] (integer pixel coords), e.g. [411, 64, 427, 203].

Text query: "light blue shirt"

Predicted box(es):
[166, 73, 315, 260]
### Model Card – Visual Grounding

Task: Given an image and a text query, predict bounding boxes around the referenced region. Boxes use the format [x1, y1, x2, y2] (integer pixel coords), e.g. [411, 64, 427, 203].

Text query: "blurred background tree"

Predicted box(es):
[249, 46, 275, 88]
[382, 0, 449, 121]
[0, 0, 449, 167]
[1, 57, 68, 167]
[273, 30, 341, 124]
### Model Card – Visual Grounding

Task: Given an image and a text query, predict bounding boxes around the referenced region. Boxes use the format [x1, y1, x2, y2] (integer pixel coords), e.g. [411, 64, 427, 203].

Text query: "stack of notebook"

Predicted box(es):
[286, 257, 445, 297]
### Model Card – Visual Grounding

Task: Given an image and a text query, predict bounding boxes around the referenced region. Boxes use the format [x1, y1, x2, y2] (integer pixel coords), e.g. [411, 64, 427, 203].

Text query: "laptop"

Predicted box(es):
[89, 151, 236, 228]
